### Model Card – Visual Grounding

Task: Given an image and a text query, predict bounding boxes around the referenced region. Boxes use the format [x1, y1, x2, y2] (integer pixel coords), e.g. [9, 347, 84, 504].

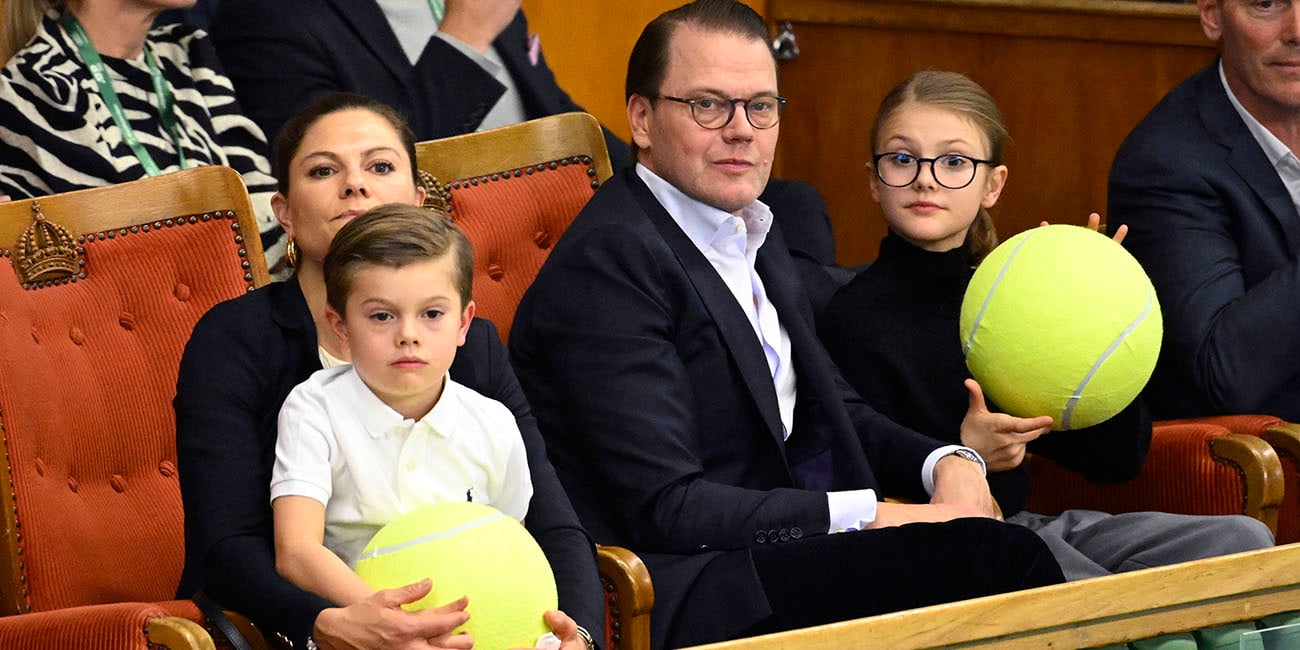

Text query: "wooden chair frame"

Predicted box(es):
[415, 112, 613, 186]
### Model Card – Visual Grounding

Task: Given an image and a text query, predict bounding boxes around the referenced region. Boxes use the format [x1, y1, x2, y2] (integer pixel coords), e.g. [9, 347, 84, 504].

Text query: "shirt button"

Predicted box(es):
[405, 462, 416, 471]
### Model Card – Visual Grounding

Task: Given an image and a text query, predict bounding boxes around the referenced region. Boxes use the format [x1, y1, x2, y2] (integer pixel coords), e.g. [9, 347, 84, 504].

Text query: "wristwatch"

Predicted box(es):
[947, 448, 982, 464]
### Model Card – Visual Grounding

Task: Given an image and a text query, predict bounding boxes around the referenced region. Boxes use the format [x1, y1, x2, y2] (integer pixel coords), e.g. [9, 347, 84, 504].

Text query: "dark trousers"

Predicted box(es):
[741, 518, 1064, 639]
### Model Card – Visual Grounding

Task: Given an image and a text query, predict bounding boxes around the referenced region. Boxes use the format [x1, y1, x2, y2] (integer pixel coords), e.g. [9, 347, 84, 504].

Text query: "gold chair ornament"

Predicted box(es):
[15, 201, 80, 286]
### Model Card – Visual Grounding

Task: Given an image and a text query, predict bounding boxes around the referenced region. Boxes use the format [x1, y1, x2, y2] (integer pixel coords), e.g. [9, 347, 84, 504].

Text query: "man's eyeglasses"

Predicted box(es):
[658, 94, 788, 130]
[871, 152, 994, 190]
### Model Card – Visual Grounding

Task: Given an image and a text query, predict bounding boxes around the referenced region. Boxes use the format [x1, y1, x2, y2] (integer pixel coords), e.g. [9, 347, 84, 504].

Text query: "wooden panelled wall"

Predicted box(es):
[524, 0, 1217, 266]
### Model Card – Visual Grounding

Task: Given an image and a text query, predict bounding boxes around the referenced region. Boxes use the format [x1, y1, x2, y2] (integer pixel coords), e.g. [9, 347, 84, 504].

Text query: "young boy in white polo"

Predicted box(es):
[270, 204, 531, 609]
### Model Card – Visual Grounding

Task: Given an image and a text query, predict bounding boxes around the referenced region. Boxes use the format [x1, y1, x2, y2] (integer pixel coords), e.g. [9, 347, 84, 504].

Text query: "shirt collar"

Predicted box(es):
[634, 163, 774, 256]
[339, 368, 457, 440]
[1221, 60, 1296, 168]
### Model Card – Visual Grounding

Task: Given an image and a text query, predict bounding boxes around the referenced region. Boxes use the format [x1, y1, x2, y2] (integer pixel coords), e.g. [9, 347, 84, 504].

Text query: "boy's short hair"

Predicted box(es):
[324, 204, 474, 315]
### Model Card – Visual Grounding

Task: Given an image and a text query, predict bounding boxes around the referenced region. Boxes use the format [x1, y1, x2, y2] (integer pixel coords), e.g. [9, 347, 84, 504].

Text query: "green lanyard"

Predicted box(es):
[426, 0, 444, 24]
[61, 10, 187, 176]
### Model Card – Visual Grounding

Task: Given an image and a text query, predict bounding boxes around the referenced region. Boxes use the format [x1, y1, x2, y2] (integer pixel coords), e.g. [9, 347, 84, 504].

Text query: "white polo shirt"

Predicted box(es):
[272, 365, 532, 568]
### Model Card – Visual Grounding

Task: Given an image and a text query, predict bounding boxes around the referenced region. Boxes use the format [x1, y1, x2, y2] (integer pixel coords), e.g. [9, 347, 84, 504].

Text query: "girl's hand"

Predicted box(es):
[959, 378, 1053, 472]
[1039, 212, 1127, 244]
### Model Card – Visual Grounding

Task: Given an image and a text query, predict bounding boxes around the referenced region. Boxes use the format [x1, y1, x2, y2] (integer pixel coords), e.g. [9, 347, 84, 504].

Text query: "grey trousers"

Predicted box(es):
[1007, 509, 1275, 581]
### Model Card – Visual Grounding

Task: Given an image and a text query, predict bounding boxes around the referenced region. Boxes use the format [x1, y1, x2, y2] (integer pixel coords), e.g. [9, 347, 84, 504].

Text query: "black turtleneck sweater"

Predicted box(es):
[819, 232, 1151, 516]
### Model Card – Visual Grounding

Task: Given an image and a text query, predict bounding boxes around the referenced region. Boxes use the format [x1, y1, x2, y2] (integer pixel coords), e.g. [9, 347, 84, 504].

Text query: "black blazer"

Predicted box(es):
[510, 169, 949, 648]
[174, 278, 602, 647]
[1108, 63, 1300, 421]
[209, 0, 629, 165]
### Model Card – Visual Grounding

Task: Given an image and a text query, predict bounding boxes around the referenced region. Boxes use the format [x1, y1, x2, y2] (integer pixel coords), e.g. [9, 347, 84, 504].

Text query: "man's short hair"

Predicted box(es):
[324, 204, 474, 316]
[624, 0, 772, 159]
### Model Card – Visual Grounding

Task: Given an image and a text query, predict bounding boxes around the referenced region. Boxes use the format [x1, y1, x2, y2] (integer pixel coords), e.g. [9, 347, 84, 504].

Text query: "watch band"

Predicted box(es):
[575, 625, 596, 650]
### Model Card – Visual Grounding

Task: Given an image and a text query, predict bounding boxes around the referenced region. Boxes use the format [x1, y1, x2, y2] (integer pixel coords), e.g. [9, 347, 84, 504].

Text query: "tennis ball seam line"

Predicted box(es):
[1059, 285, 1156, 430]
[360, 512, 508, 560]
[962, 229, 1039, 357]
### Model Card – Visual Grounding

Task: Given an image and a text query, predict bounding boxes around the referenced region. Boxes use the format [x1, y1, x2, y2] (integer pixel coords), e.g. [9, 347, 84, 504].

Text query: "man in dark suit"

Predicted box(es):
[1108, 0, 1300, 421]
[208, 0, 630, 164]
[509, 2, 1065, 648]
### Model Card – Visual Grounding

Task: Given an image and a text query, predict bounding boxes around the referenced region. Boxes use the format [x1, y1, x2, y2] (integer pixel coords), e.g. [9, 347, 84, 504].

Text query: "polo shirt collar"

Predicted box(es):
[339, 369, 457, 440]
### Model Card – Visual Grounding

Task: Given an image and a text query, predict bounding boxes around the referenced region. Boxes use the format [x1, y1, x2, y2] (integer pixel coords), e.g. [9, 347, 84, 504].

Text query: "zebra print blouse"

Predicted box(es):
[0, 12, 286, 274]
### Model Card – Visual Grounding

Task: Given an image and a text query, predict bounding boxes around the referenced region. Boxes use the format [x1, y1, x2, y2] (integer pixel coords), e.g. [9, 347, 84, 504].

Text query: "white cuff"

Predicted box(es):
[922, 445, 987, 495]
[826, 489, 878, 532]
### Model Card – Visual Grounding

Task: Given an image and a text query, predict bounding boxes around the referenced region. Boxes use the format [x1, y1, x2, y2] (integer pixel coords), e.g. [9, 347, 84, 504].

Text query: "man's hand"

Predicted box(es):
[929, 451, 998, 519]
[440, 0, 523, 53]
[313, 579, 473, 650]
[959, 379, 1053, 472]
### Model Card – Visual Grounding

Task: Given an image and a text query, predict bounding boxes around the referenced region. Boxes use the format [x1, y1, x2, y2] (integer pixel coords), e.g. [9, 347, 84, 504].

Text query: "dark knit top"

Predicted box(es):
[819, 232, 1151, 515]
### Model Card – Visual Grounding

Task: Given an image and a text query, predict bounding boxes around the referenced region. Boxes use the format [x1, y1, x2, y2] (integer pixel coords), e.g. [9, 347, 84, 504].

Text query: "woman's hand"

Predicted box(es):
[515, 610, 591, 650]
[959, 378, 1052, 472]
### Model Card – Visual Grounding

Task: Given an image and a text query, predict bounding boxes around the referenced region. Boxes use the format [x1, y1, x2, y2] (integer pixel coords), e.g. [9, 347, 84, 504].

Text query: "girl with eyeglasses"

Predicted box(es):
[818, 70, 1273, 580]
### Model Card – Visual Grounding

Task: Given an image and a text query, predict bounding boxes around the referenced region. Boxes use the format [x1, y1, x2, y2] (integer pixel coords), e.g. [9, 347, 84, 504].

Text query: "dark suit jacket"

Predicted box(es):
[510, 169, 950, 648]
[1108, 62, 1300, 421]
[209, 0, 629, 165]
[174, 278, 602, 647]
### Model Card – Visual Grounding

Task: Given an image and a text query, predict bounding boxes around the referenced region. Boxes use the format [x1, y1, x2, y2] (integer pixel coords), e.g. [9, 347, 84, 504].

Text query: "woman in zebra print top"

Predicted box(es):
[0, 0, 286, 275]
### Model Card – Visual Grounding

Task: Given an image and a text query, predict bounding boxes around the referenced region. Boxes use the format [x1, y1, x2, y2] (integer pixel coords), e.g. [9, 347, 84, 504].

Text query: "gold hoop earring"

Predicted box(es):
[285, 238, 298, 269]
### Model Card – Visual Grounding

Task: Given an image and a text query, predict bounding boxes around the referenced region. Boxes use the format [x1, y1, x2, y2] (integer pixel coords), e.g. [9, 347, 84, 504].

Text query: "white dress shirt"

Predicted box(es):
[1221, 61, 1300, 216]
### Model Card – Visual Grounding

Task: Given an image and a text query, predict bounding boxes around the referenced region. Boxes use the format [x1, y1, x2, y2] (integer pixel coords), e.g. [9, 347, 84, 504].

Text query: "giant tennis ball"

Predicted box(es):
[959, 224, 1161, 430]
[354, 501, 558, 649]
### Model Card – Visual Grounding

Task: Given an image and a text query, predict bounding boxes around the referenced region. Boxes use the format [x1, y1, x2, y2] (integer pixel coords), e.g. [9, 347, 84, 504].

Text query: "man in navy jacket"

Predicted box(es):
[510, 2, 1065, 648]
[1109, 0, 1300, 421]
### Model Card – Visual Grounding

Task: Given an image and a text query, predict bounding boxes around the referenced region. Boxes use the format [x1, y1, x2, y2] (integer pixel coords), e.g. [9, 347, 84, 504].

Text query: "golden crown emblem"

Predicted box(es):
[16, 201, 79, 285]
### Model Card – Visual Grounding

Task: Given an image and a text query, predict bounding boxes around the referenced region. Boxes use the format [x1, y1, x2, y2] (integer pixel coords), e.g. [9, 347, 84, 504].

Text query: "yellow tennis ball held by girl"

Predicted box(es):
[959, 224, 1162, 430]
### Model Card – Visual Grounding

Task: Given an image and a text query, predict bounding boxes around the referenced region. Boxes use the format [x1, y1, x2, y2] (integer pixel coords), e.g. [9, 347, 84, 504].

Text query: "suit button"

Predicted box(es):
[754, 530, 767, 544]
[791, 527, 803, 539]
[768, 529, 779, 543]
[779, 528, 790, 542]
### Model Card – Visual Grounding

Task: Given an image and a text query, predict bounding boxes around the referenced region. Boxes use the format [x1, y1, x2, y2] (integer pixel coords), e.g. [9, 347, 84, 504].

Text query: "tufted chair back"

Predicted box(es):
[0, 167, 268, 644]
[415, 112, 612, 344]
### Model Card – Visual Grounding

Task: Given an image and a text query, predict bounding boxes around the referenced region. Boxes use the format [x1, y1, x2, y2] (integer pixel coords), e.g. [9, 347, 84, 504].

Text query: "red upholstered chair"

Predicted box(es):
[0, 167, 271, 649]
[1161, 415, 1300, 544]
[416, 112, 653, 650]
[1025, 419, 1286, 540]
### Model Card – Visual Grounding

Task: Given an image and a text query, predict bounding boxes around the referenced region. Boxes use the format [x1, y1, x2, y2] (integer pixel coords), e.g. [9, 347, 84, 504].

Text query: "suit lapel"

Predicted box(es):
[1197, 64, 1300, 253]
[626, 175, 787, 445]
[325, 0, 414, 84]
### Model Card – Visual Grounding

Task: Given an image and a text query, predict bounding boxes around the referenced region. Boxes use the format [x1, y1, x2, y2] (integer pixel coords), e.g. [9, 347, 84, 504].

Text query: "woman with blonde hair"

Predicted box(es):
[0, 0, 285, 274]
